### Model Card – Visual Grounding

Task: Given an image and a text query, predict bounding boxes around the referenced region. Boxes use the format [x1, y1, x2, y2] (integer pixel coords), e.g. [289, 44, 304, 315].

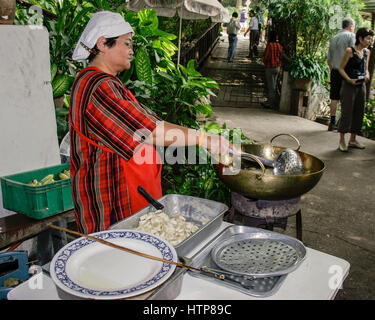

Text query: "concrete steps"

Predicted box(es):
[201, 35, 267, 108]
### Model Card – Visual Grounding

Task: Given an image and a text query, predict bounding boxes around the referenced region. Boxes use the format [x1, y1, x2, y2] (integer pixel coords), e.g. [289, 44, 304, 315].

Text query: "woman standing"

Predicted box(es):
[338, 27, 373, 152]
[70, 11, 233, 234]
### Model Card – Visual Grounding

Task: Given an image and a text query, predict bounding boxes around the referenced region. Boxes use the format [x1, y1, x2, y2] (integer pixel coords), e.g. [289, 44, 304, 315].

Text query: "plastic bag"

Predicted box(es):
[59, 132, 70, 163]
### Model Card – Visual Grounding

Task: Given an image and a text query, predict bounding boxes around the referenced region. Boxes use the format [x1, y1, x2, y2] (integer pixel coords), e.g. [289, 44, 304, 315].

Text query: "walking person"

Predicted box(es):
[337, 27, 373, 152]
[244, 10, 259, 58]
[327, 17, 356, 131]
[240, 9, 246, 33]
[262, 31, 288, 109]
[227, 12, 241, 63]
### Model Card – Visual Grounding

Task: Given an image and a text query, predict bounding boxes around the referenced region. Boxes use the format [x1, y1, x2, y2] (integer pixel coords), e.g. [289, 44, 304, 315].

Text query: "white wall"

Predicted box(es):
[0, 25, 61, 218]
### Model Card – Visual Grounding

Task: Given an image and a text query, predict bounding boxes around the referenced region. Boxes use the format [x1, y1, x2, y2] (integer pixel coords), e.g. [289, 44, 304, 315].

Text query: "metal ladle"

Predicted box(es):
[229, 134, 305, 175]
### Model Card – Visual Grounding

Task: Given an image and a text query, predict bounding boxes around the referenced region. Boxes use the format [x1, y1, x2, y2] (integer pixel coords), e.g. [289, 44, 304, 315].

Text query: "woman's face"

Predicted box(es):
[360, 35, 373, 48]
[105, 33, 134, 72]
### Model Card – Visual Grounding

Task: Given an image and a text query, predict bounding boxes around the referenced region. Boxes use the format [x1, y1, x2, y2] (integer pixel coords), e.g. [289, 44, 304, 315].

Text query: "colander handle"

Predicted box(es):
[270, 133, 301, 151]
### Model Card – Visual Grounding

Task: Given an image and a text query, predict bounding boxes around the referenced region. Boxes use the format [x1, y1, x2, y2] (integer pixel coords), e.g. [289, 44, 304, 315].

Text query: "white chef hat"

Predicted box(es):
[72, 11, 134, 62]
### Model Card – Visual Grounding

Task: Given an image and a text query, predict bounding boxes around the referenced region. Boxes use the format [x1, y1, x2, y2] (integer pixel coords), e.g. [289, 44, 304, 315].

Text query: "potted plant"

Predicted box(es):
[289, 55, 323, 91]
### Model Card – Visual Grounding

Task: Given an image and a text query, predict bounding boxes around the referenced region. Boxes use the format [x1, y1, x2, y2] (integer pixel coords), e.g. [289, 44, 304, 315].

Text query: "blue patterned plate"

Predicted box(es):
[50, 230, 177, 299]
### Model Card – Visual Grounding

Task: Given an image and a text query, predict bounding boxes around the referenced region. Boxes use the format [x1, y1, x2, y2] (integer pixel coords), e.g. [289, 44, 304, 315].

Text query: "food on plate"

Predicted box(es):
[136, 210, 200, 246]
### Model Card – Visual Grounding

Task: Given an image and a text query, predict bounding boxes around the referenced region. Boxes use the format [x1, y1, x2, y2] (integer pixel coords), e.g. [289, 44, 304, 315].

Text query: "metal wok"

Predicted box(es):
[214, 134, 325, 200]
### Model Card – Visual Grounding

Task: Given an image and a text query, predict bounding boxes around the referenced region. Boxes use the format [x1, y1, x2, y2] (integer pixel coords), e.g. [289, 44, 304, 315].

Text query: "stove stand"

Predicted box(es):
[226, 192, 302, 241]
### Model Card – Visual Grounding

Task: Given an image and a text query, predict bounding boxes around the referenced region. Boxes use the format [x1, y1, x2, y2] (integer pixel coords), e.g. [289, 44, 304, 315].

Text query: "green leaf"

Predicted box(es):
[50, 63, 58, 81]
[135, 48, 153, 85]
[204, 122, 222, 133]
[138, 9, 159, 30]
[156, 71, 175, 82]
[196, 104, 213, 117]
[154, 49, 160, 64]
[52, 74, 72, 98]
[201, 79, 220, 89]
[55, 108, 69, 117]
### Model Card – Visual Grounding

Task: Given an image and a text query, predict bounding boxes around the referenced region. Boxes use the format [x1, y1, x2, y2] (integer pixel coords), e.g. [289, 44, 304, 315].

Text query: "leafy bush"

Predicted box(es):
[362, 99, 375, 139]
[289, 55, 325, 83]
[162, 122, 252, 205]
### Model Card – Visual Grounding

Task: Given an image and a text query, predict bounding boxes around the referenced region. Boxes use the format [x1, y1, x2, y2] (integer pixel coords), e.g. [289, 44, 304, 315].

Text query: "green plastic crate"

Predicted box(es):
[0, 163, 73, 219]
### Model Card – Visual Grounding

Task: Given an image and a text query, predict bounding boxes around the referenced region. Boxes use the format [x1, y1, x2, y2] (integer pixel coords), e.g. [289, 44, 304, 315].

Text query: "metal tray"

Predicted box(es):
[147, 267, 187, 300]
[186, 225, 306, 298]
[110, 194, 228, 256]
[211, 229, 306, 278]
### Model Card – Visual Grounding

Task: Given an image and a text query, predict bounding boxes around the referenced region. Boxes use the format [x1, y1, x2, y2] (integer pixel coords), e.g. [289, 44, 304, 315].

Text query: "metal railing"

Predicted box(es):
[179, 23, 221, 68]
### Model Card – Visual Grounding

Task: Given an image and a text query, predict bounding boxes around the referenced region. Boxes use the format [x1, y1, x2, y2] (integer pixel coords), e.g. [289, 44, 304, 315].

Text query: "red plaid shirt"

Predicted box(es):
[70, 67, 161, 234]
[264, 42, 283, 68]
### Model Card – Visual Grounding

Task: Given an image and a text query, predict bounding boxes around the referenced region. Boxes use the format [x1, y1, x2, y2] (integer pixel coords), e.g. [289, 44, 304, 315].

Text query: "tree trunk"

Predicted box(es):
[270, 18, 297, 66]
[0, 0, 16, 24]
[366, 13, 375, 100]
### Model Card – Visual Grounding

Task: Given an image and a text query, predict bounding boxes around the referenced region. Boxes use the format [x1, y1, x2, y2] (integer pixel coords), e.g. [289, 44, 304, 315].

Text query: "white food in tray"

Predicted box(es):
[136, 210, 206, 246]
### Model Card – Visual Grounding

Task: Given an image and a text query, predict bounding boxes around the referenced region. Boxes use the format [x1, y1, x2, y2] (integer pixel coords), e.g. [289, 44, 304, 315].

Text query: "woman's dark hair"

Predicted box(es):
[232, 12, 238, 18]
[355, 28, 374, 45]
[88, 36, 119, 62]
[268, 31, 277, 42]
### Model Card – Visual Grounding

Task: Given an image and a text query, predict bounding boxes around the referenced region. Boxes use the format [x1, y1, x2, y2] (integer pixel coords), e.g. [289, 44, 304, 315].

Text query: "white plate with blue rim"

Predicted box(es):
[50, 230, 177, 299]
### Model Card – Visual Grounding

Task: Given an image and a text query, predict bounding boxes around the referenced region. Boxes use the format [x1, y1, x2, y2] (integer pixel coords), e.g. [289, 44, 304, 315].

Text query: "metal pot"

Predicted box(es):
[214, 134, 325, 200]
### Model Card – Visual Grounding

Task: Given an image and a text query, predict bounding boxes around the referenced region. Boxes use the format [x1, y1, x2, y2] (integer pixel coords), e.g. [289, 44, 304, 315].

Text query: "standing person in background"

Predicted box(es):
[337, 27, 373, 152]
[240, 9, 246, 33]
[227, 12, 242, 63]
[327, 17, 356, 131]
[244, 10, 259, 58]
[262, 31, 288, 109]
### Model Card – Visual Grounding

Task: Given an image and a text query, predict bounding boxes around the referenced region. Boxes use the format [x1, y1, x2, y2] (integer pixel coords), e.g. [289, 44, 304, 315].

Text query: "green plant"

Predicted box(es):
[253, 0, 363, 59]
[289, 55, 324, 83]
[150, 60, 219, 128]
[362, 99, 375, 139]
[119, 10, 218, 129]
[162, 122, 253, 205]
[119, 9, 178, 85]
[158, 15, 213, 54]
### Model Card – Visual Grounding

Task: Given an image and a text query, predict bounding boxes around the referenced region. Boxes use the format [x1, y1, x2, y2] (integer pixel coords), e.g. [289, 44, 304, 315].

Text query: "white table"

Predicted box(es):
[7, 223, 350, 300]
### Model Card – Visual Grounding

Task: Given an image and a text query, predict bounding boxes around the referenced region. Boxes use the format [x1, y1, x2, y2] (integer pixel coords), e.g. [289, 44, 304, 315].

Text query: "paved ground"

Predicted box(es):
[200, 34, 375, 300]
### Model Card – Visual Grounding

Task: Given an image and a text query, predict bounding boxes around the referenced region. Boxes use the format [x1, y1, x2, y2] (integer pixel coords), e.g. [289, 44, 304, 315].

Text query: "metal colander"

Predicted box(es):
[211, 233, 306, 278]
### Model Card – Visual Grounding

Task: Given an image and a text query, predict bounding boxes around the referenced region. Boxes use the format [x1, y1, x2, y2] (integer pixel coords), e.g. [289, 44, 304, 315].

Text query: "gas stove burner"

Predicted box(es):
[230, 192, 301, 219]
[226, 192, 303, 241]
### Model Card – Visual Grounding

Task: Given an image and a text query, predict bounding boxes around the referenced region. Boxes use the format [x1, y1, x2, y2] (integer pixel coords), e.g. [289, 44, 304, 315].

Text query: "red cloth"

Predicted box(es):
[70, 67, 162, 234]
[264, 42, 283, 68]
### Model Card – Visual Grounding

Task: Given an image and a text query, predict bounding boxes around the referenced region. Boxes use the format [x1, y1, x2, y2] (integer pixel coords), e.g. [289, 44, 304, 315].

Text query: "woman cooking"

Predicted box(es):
[337, 27, 374, 152]
[70, 11, 233, 234]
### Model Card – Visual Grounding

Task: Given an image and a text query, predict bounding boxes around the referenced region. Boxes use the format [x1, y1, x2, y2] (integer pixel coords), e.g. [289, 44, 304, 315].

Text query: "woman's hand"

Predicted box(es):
[202, 134, 237, 155]
[347, 78, 358, 86]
